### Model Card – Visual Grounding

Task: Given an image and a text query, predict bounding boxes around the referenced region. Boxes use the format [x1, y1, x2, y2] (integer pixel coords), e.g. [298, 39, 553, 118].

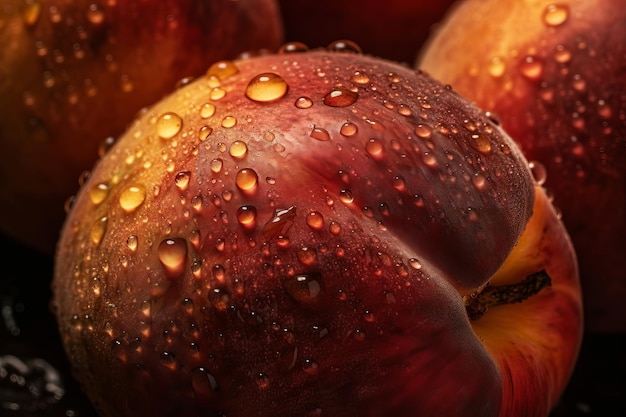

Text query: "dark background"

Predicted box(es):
[1, 231, 624, 417]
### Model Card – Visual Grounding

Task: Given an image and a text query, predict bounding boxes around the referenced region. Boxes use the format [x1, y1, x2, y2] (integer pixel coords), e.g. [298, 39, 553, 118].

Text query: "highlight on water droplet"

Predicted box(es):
[542, 3, 569, 27]
[89, 183, 110, 205]
[323, 88, 358, 107]
[528, 160, 547, 185]
[157, 112, 183, 139]
[237, 205, 257, 230]
[245, 73, 289, 103]
[283, 272, 323, 304]
[414, 123, 433, 139]
[327, 40, 362, 53]
[310, 126, 331, 141]
[236, 168, 259, 193]
[229, 141, 248, 159]
[339, 189, 354, 204]
[206, 60, 239, 81]
[119, 185, 146, 213]
[158, 238, 188, 278]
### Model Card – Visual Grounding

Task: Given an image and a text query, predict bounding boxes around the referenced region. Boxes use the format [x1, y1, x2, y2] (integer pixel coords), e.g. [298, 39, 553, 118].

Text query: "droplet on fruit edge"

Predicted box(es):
[327, 40, 362, 53]
[158, 238, 188, 278]
[323, 88, 358, 107]
[236, 168, 259, 193]
[529, 161, 547, 185]
[90, 216, 108, 247]
[283, 272, 323, 303]
[206, 60, 239, 81]
[310, 126, 331, 141]
[237, 205, 258, 230]
[157, 112, 183, 140]
[278, 41, 310, 54]
[229, 141, 248, 159]
[119, 185, 146, 213]
[409, 258, 422, 270]
[89, 183, 110, 205]
[542, 3, 570, 27]
[245, 73, 289, 103]
[295, 96, 313, 109]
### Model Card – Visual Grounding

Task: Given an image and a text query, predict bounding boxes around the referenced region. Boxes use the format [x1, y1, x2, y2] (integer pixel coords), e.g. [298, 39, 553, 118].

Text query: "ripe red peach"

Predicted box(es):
[53, 47, 581, 417]
[418, 0, 626, 332]
[0, 0, 283, 255]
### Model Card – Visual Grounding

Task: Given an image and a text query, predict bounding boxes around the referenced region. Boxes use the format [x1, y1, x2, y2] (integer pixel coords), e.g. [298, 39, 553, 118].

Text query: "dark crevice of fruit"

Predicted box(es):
[465, 270, 552, 321]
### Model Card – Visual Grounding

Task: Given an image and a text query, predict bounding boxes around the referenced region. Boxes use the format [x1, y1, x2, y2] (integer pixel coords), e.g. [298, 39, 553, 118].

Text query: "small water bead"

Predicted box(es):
[306, 211, 325, 230]
[295, 96, 313, 109]
[329, 221, 341, 235]
[206, 60, 239, 81]
[200, 103, 216, 118]
[340, 121, 358, 137]
[468, 134, 492, 154]
[554, 44, 572, 63]
[245, 73, 289, 103]
[303, 359, 319, 375]
[278, 41, 309, 53]
[158, 238, 188, 277]
[519, 56, 544, 81]
[256, 373, 270, 389]
[408, 258, 422, 270]
[237, 205, 257, 229]
[89, 183, 110, 205]
[529, 161, 547, 185]
[229, 140, 248, 158]
[90, 216, 108, 246]
[283, 272, 323, 303]
[422, 152, 438, 167]
[414, 123, 433, 139]
[472, 174, 487, 190]
[323, 88, 358, 107]
[236, 168, 259, 192]
[198, 126, 213, 141]
[392, 175, 406, 191]
[542, 3, 569, 27]
[398, 104, 412, 117]
[310, 126, 331, 141]
[298, 247, 318, 266]
[119, 185, 146, 213]
[122, 236, 138, 254]
[210, 158, 224, 173]
[327, 40, 362, 53]
[339, 189, 354, 204]
[209, 87, 226, 101]
[351, 71, 370, 84]
[366, 138, 385, 160]
[157, 112, 183, 139]
[174, 171, 192, 192]
[487, 56, 507, 78]
[221, 116, 237, 128]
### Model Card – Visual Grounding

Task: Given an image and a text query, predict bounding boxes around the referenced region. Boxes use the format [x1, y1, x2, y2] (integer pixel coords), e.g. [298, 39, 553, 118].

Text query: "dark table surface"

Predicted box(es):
[1, 232, 624, 417]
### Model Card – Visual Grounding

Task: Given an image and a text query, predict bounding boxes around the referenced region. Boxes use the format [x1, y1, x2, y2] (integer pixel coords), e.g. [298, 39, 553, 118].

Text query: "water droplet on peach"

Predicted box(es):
[236, 168, 259, 193]
[157, 112, 182, 139]
[90, 217, 108, 246]
[327, 40, 362, 53]
[542, 3, 569, 27]
[306, 211, 325, 230]
[323, 88, 358, 107]
[158, 238, 188, 278]
[206, 60, 239, 81]
[529, 161, 547, 185]
[351, 71, 370, 84]
[119, 185, 146, 213]
[283, 272, 322, 303]
[310, 126, 331, 141]
[221, 116, 237, 128]
[229, 141, 248, 158]
[487, 56, 507, 78]
[295, 96, 313, 109]
[339, 189, 354, 204]
[366, 138, 385, 160]
[245, 73, 289, 103]
[89, 183, 109, 205]
[519, 56, 544, 80]
[237, 205, 257, 230]
[469, 134, 492, 154]
[278, 41, 309, 53]
[414, 123, 433, 139]
[340, 122, 358, 137]
[210, 158, 224, 173]
[200, 103, 216, 118]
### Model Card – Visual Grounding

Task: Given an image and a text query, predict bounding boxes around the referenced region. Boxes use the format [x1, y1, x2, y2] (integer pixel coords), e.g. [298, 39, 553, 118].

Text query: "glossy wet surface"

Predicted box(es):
[1, 231, 623, 417]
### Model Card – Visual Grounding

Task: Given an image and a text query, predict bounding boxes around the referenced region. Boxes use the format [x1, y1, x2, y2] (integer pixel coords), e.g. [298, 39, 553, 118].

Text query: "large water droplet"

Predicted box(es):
[237, 205, 257, 230]
[283, 272, 323, 303]
[306, 211, 325, 230]
[468, 134, 492, 154]
[542, 3, 569, 27]
[89, 183, 110, 205]
[366, 138, 385, 160]
[278, 41, 309, 53]
[245, 73, 289, 103]
[310, 126, 331, 141]
[175, 171, 191, 192]
[295, 96, 313, 109]
[327, 40, 362, 53]
[158, 238, 188, 278]
[119, 185, 146, 213]
[263, 206, 297, 240]
[236, 168, 259, 193]
[229, 141, 248, 159]
[157, 112, 183, 139]
[90, 217, 108, 246]
[206, 60, 239, 80]
[323, 88, 358, 107]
